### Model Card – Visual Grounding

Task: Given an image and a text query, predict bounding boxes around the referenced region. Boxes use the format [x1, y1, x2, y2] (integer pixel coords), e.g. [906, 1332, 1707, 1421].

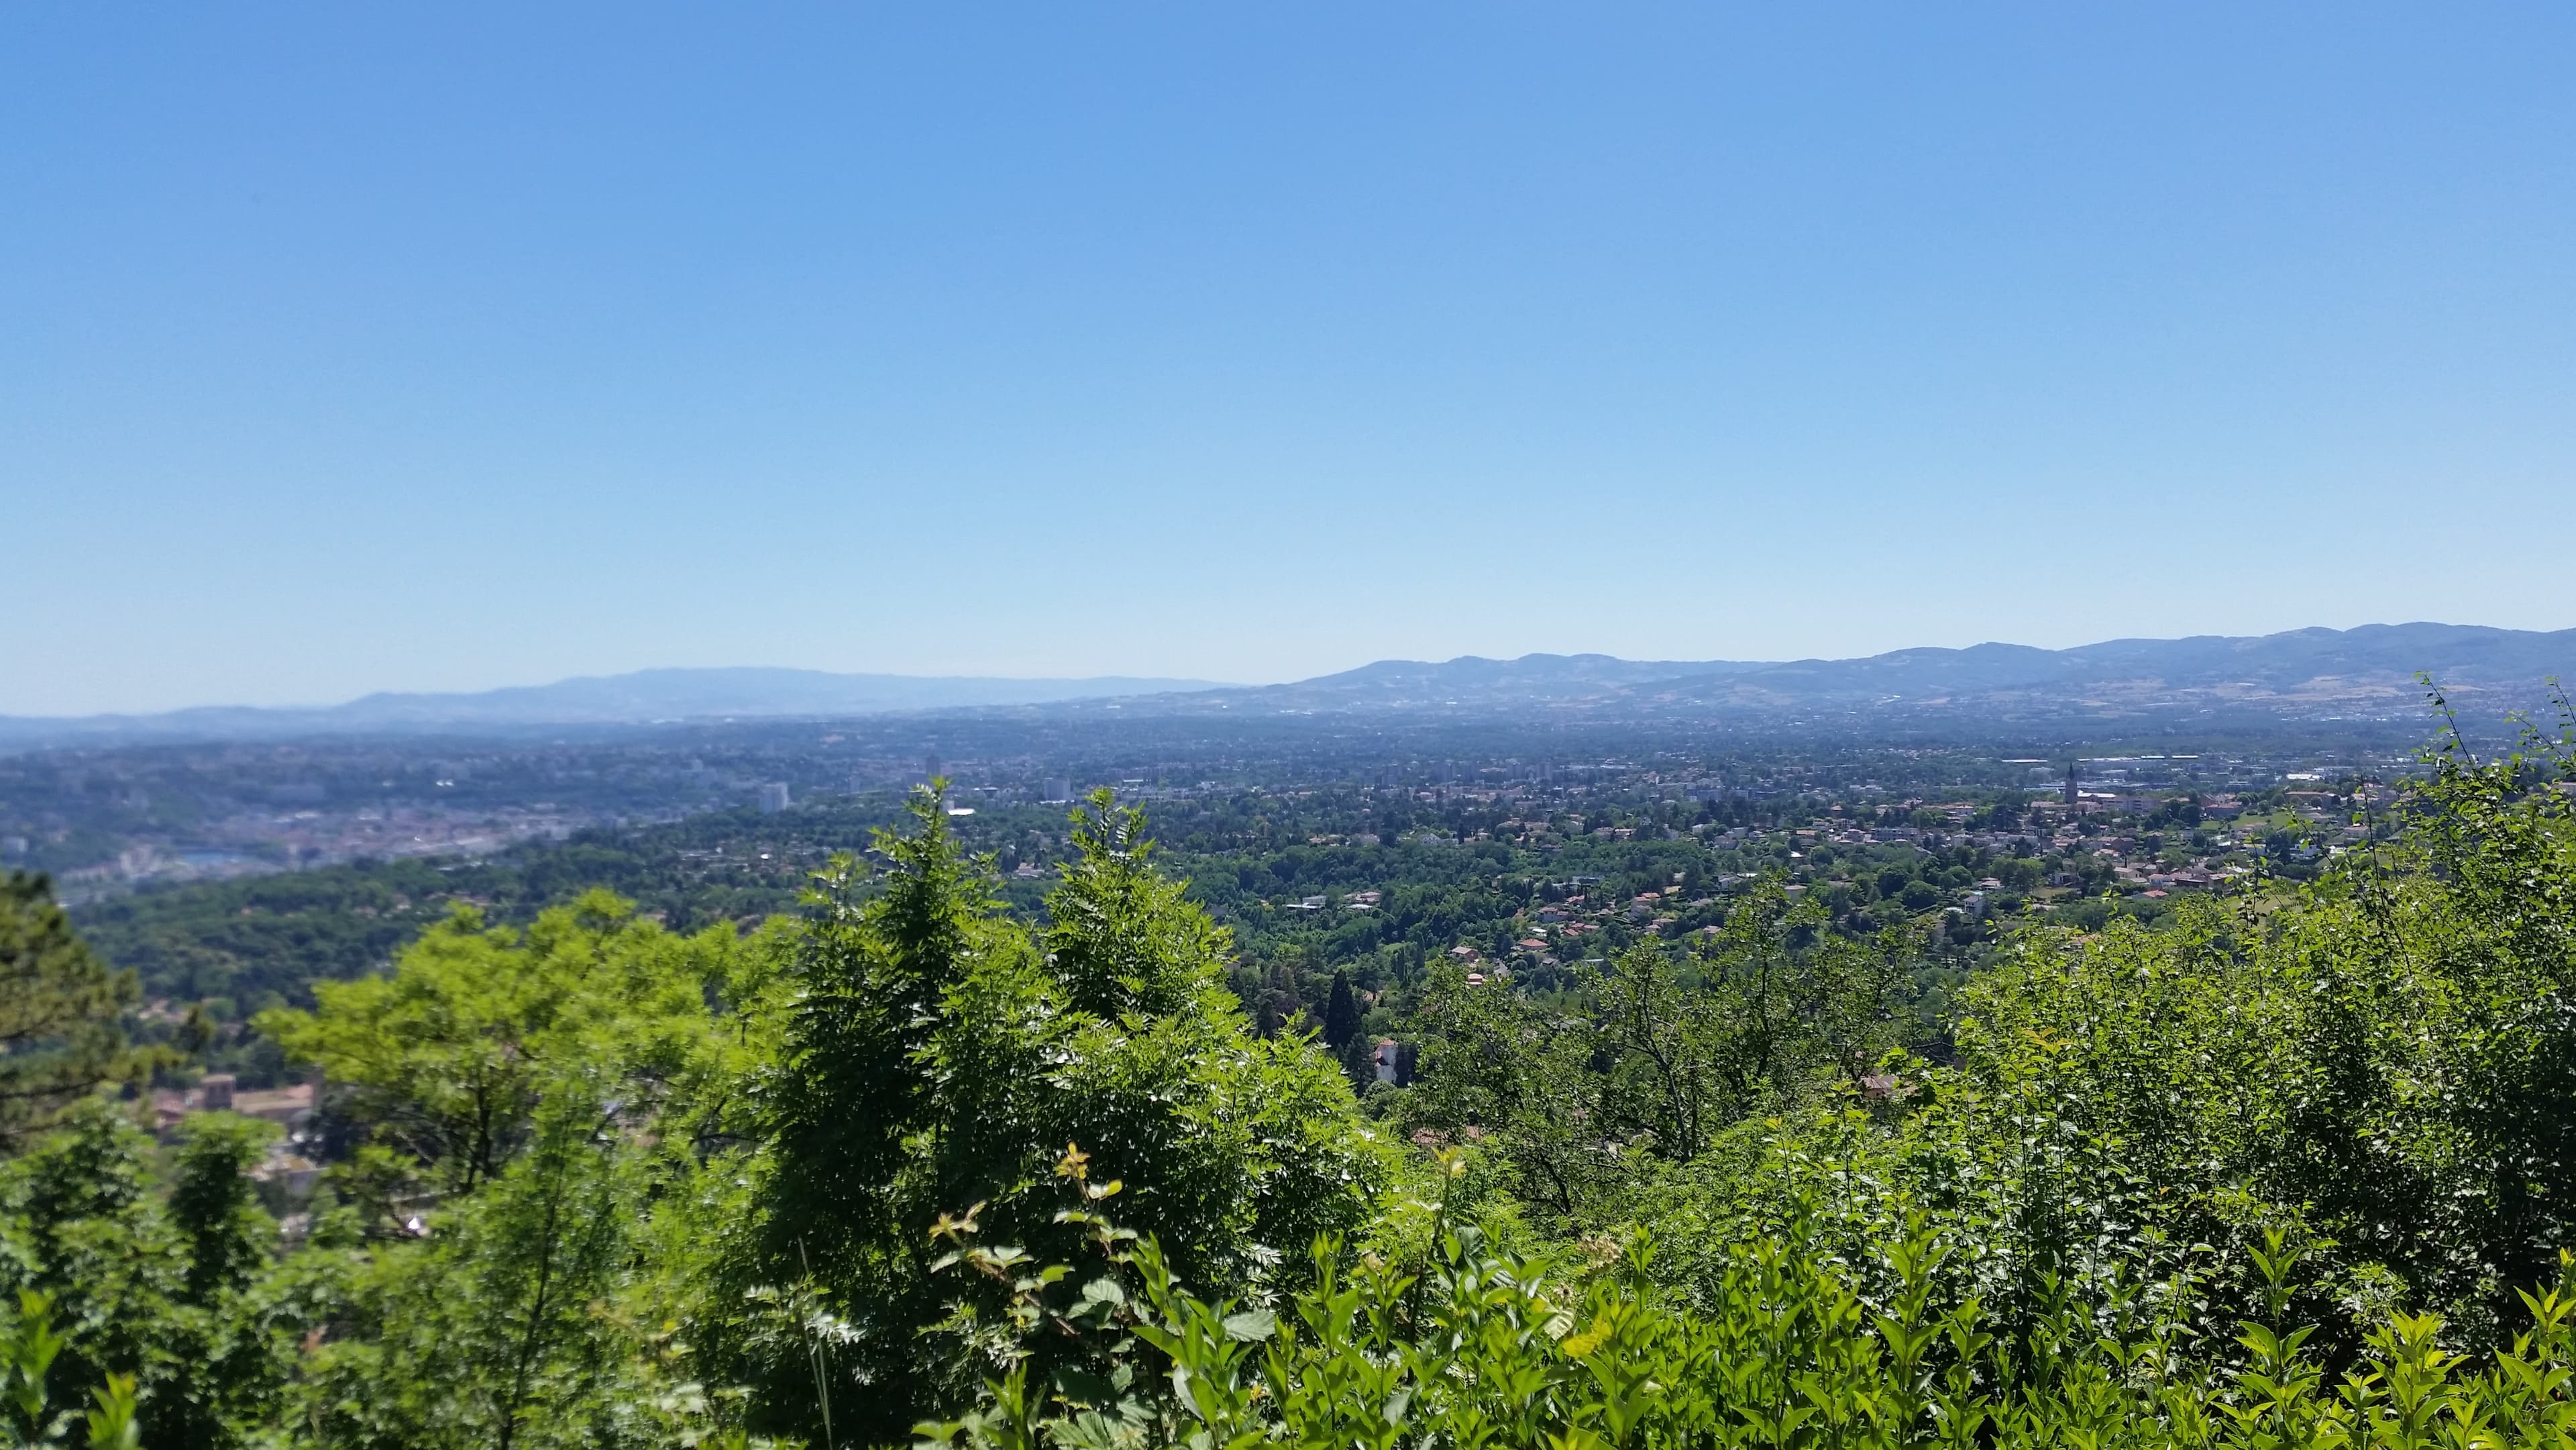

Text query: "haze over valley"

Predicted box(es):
[6, 619, 2568, 905]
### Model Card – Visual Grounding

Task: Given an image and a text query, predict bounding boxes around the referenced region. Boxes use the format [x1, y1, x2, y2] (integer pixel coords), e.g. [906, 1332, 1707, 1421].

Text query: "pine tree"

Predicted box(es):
[0, 872, 138, 1151]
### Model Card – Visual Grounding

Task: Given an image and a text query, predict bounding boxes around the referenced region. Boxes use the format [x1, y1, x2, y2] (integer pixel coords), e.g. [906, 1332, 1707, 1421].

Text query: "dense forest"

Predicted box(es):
[0, 709, 2571, 1447]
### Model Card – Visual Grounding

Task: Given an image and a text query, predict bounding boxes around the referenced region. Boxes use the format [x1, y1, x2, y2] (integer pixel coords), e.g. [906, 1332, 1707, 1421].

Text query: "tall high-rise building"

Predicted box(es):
[757, 781, 790, 815]
[922, 752, 943, 784]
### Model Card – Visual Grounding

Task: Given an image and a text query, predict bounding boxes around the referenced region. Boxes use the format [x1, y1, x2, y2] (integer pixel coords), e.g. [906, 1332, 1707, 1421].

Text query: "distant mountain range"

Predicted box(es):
[1097, 623, 2576, 723]
[0, 668, 1229, 747]
[5, 623, 2571, 747]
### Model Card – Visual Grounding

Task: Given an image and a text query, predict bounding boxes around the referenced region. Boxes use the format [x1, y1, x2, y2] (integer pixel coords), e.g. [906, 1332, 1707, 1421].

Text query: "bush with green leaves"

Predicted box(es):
[1388, 710, 2576, 1377]
[920, 1151, 2576, 1450]
[707, 787, 1390, 1445]
[1404, 878, 1914, 1228]
[0, 1289, 140, 1450]
[1693, 709, 2576, 1359]
[0, 1104, 282, 1449]
[252, 891, 788, 1450]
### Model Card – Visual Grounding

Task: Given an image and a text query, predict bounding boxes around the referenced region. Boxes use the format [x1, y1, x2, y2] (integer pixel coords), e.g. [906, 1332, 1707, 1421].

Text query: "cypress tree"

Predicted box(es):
[1324, 970, 1362, 1049]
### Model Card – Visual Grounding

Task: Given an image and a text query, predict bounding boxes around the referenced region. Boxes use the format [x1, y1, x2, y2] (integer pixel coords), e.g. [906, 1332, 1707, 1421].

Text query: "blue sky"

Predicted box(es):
[7, 5, 2572, 714]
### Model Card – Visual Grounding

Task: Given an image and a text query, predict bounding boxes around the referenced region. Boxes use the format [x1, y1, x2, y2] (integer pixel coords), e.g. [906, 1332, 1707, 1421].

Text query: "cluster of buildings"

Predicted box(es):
[150, 1073, 323, 1205]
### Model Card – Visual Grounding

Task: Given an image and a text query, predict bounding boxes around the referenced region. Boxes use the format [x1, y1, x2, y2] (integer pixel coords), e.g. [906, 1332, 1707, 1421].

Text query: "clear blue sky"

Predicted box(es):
[7, 5, 2572, 715]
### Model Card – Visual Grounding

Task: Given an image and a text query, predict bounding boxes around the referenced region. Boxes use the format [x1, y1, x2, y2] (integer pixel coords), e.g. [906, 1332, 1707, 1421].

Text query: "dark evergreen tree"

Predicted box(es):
[1339, 1028, 1379, 1094]
[0, 872, 138, 1150]
[1324, 970, 1362, 1049]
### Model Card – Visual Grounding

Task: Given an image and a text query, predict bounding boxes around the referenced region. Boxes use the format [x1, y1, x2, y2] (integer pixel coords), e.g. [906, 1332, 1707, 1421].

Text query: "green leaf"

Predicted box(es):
[1220, 1308, 1277, 1342]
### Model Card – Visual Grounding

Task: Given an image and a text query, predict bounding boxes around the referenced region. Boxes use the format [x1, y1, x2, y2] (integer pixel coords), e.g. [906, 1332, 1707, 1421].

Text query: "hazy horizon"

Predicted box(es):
[10, 619, 2571, 721]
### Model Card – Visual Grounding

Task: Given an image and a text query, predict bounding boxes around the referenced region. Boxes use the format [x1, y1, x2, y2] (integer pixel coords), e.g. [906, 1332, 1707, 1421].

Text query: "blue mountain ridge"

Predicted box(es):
[5, 624, 2569, 744]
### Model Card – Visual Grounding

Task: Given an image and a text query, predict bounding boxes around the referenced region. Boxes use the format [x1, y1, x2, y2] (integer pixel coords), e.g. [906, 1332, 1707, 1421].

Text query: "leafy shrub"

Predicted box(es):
[919, 1149, 2576, 1450]
[707, 788, 1388, 1443]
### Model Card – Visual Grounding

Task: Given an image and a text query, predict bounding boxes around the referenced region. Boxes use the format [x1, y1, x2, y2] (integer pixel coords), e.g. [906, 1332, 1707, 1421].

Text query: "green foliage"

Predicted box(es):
[299, 1070, 659, 1449]
[923, 1174, 2576, 1450]
[0, 1290, 72, 1447]
[1322, 974, 1361, 1051]
[0, 874, 138, 1151]
[1407, 878, 1913, 1226]
[74, 859, 472, 1016]
[1046, 796, 1240, 1022]
[153, 1112, 284, 1449]
[0, 1289, 140, 1450]
[1389, 714, 2576, 1378]
[254, 887, 786, 1448]
[0, 1102, 301, 1449]
[168, 1115, 277, 1307]
[74, 827, 861, 1015]
[258, 890, 772, 1196]
[1897, 713, 2576, 1347]
[0, 1104, 185, 1437]
[712, 786, 1387, 1443]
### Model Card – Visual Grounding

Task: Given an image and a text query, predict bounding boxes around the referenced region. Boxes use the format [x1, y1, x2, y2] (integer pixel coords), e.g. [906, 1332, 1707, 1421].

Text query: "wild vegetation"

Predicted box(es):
[0, 705, 2569, 1447]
